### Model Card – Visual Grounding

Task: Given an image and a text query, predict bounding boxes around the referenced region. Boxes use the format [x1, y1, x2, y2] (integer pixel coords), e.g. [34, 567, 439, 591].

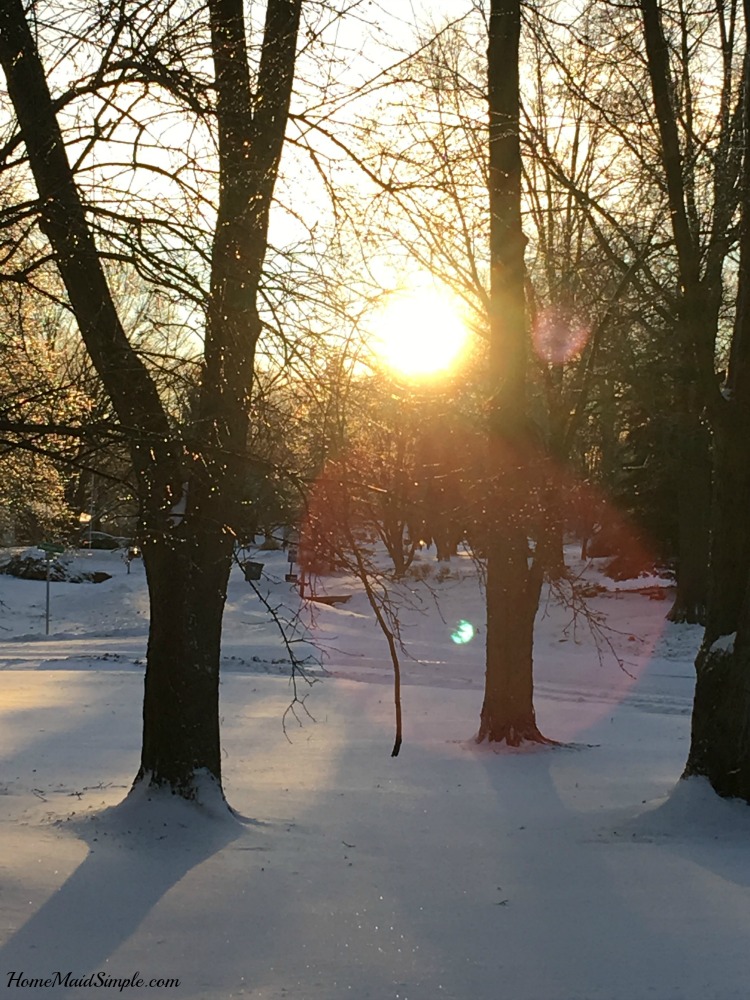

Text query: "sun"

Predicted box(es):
[370, 288, 471, 378]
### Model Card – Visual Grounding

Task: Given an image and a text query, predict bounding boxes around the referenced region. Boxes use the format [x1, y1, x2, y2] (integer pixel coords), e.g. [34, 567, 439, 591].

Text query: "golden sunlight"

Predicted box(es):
[369, 288, 471, 378]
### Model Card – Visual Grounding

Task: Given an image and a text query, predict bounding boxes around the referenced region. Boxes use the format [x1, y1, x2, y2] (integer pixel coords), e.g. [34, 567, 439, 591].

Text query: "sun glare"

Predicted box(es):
[370, 289, 471, 378]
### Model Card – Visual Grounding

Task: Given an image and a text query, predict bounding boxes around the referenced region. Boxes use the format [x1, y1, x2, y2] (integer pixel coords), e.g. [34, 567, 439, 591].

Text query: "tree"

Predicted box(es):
[593, 0, 744, 622]
[679, 0, 750, 799]
[0, 279, 84, 541]
[475, 0, 549, 744]
[0, 0, 303, 800]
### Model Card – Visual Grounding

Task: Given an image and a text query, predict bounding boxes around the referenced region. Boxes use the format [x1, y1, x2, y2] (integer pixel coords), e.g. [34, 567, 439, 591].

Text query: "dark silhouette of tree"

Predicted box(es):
[0, 0, 303, 801]
[676, 0, 750, 800]
[476, 0, 549, 745]
[626, 0, 744, 622]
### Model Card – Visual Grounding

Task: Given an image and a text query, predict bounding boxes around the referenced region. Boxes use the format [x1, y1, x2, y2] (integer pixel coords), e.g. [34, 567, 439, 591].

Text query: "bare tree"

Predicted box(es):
[0, 0, 303, 801]
[678, 0, 750, 799]
[589, 0, 744, 622]
[475, 0, 549, 744]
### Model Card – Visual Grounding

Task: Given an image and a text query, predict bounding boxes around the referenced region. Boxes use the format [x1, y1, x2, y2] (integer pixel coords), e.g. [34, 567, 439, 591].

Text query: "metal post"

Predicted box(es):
[45, 552, 51, 635]
[88, 473, 96, 547]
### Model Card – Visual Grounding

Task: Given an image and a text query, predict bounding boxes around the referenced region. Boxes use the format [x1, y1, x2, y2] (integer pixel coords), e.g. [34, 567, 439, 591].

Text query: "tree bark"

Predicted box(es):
[667, 412, 711, 625]
[479, 534, 545, 744]
[477, 0, 547, 745]
[684, 409, 750, 797]
[139, 528, 232, 790]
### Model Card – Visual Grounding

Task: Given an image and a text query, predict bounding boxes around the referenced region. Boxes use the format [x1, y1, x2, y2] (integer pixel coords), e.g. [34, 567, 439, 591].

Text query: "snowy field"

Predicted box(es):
[1, 546, 749, 1000]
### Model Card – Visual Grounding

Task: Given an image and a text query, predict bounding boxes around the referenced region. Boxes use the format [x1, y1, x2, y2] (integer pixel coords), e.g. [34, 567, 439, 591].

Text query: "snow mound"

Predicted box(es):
[61, 771, 244, 849]
[629, 776, 750, 841]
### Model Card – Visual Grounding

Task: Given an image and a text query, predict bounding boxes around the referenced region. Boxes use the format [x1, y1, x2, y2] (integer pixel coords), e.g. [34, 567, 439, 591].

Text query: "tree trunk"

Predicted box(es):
[477, 0, 547, 745]
[668, 414, 711, 624]
[683, 0, 750, 799]
[381, 512, 407, 577]
[537, 511, 566, 581]
[139, 527, 232, 792]
[434, 522, 454, 563]
[479, 533, 546, 744]
[684, 412, 750, 797]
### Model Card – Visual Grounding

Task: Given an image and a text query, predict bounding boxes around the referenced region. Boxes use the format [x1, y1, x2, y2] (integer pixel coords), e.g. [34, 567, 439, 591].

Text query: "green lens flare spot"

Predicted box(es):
[451, 620, 475, 645]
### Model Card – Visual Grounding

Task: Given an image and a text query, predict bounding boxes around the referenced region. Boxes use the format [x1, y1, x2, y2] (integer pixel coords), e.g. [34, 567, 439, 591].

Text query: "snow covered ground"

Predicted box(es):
[1, 546, 749, 1000]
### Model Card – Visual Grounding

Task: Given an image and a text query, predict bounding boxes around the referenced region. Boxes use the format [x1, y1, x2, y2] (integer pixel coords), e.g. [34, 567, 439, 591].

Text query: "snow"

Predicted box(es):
[708, 632, 737, 654]
[1, 545, 748, 1000]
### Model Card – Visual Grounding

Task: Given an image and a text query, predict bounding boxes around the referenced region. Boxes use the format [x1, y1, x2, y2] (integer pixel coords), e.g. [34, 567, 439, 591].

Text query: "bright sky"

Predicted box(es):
[320, 1, 480, 377]
[369, 283, 473, 379]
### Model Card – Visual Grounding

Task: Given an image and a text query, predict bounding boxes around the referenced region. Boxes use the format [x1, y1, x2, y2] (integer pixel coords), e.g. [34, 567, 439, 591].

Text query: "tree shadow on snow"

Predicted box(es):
[467, 739, 750, 998]
[0, 787, 243, 980]
[620, 773, 750, 887]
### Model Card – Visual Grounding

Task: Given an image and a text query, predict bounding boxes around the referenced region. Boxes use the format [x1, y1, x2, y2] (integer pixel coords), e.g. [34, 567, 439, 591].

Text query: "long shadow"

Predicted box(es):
[284, 668, 750, 998]
[0, 668, 242, 982]
[622, 773, 750, 887]
[466, 731, 750, 999]
[1, 675, 421, 1000]
[0, 796, 241, 982]
[7, 670, 747, 999]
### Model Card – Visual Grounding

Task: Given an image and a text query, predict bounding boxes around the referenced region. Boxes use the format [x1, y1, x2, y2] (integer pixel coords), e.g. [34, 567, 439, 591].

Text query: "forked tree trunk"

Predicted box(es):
[477, 0, 548, 745]
[0, 0, 302, 800]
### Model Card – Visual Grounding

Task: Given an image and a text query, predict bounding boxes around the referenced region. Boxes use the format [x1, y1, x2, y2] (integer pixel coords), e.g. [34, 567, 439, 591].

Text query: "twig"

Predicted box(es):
[342, 523, 403, 756]
[232, 552, 321, 741]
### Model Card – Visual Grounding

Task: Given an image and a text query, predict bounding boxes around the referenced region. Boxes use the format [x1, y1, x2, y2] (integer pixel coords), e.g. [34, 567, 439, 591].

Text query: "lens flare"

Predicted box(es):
[532, 307, 589, 365]
[451, 620, 475, 644]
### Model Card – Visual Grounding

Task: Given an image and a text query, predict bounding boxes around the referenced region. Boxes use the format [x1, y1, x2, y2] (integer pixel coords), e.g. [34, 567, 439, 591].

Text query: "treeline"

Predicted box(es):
[1, 0, 749, 803]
